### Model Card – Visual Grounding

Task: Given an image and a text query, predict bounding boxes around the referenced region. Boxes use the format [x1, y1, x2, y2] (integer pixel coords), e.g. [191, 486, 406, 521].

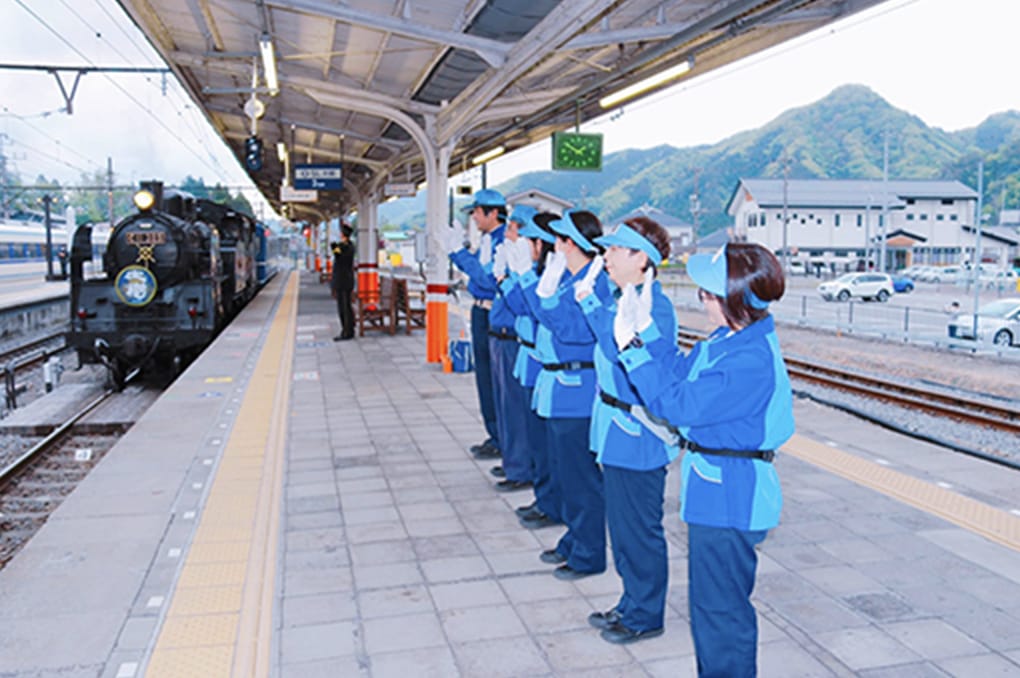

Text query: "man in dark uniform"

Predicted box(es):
[331, 224, 356, 340]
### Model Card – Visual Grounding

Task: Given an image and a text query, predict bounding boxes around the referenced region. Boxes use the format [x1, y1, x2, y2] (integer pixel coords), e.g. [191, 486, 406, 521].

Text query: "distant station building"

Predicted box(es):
[617, 204, 695, 261]
[723, 178, 1015, 272]
[506, 188, 575, 216]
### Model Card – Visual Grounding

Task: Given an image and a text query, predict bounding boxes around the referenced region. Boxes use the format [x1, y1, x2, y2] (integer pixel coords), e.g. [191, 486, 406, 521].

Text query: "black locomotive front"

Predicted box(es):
[69, 182, 224, 386]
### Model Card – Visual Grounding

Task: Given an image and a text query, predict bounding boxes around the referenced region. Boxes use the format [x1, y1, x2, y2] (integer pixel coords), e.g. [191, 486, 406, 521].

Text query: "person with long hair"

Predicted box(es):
[614, 242, 794, 675]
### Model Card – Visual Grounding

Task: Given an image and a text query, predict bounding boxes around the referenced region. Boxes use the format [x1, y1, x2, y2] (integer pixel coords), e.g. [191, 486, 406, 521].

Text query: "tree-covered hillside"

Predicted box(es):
[381, 84, 1020, 234]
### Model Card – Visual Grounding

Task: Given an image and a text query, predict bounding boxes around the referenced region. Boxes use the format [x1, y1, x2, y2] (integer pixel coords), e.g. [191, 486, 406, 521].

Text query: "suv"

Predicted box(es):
[947, 298, 1020, 346]
[817, 273, 894, 302]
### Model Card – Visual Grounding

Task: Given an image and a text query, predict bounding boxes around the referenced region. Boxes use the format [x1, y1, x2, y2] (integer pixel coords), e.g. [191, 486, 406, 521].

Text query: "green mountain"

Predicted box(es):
[381, 84, 1020, 233]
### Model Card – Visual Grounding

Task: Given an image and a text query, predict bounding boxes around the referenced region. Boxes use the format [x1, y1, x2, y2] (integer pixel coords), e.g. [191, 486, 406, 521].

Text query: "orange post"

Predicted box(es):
[425, 282, 449, 364]
[357, 263, 379, 310]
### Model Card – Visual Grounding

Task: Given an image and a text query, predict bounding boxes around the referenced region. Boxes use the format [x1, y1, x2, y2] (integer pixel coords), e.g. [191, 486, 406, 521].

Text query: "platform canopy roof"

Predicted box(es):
[116, 0, 886, 221]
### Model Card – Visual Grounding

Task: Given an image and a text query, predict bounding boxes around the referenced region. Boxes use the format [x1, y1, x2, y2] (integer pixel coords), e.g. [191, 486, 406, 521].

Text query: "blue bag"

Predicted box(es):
[449, 339, 474, 373]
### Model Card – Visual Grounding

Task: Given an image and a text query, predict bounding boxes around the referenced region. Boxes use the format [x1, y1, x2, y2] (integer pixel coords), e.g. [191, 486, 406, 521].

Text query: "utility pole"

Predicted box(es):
[865, 193, 872, 270]
[879, 133, 889, 273]
[972, 160, 984, 336]
[690, 167, 702, 237]
[781, 155, 790, 271]
[42, 194, 55, 280]
[0, 134, 8, 221]
[107, 157, 115, 226]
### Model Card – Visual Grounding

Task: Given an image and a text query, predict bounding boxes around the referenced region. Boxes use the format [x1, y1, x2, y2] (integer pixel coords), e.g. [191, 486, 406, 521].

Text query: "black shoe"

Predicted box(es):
[471, 443, 501, 460]
[588, 609, 621, 630]
[340, 333, 354, 340]
[469, 439, 496, 455]
[494, 479, 532, 492]
[552, 564, 603, 581]
[517, 506, 543, 521]
[490, 465, 505, 478]
[514, 502, 537, 517]
[333, 334, 343, 341]
[600, 622, 664, 644]
[519, 513, 559, 530]
[539, 549, 566, 565]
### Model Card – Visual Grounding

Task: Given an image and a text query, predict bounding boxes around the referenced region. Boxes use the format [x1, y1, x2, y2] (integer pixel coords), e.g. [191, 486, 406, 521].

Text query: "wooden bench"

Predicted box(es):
[356, 276, 397, 336]
[394, 276, 426, 334]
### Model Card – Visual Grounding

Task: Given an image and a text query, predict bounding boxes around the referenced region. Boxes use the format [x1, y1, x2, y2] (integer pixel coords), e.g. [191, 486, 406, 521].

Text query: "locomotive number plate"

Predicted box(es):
[126, 230, 167, 246]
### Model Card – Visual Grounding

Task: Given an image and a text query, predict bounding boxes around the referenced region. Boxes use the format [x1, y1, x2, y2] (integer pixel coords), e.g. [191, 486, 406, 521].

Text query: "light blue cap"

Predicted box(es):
[548, 209, 597, 253]
[461, 188, 506, 211]
[594, 223, 663, 265]
[687, 245, 728, 297]
[508, 204, 538, 227]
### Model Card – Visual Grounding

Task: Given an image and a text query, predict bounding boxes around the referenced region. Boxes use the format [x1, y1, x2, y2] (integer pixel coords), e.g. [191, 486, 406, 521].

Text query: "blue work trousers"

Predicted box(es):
[489, 336, 529, 482]
[688, 523, 767, 678]
[527, 398, 560, 521]
[605, 464, 668, 632]
[550, 417, 605, 574]
[470, 304, 498, 445]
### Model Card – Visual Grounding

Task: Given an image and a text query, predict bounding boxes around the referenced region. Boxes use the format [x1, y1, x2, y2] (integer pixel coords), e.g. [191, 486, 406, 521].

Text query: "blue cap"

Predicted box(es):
[508, 204, 537, 226]
[461, 188, 506, 212]
[548, 209, 596, 253]
[687, 245, 728, 297]
[595, 223, 663, 265]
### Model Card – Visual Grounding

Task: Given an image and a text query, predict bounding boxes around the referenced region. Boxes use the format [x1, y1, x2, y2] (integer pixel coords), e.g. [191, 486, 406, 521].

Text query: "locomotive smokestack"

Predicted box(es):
[139, 180, 164, 209]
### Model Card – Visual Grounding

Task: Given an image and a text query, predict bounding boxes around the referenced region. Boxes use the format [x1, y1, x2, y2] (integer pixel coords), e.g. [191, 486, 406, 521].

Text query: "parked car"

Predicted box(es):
[980, 268, 1018, 290]
[817, 273, 894, 302]
[786, 261, 806, 276]
[891, 275, 914, 293]
[946, 297, 1020, 346]
[930, 265, 963, 283]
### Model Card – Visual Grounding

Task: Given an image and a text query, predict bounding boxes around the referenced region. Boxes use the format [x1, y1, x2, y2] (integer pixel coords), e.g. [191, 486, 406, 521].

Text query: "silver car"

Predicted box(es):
[817, 273, 894, 302]
[947, 297, 1020, 347]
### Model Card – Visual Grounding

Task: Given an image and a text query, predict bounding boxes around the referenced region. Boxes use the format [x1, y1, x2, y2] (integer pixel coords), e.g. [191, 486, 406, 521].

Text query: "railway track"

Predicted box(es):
[677, 328, 1020, 437]
[0, 329, 67, 370]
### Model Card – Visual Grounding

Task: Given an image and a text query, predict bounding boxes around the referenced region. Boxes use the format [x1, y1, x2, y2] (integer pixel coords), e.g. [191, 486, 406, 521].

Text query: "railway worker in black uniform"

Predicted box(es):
[331, 223, 356, 341]
[442, 189, 507, 460]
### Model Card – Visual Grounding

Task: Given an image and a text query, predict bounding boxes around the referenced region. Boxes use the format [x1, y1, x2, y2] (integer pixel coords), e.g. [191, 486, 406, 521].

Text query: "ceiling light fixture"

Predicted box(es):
[598, 57, 693, 109]
[259, 33, 279, 96]
[471, 146, 505, 165]
[276, 141, 287, 163]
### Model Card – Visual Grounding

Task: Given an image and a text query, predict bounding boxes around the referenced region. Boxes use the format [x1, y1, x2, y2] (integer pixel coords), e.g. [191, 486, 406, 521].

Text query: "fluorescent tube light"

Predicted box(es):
[260, 33, 279, 95]
[599, 57, 693, 109]
[471, 146, 505, 165]
[276, 141, 287, 163]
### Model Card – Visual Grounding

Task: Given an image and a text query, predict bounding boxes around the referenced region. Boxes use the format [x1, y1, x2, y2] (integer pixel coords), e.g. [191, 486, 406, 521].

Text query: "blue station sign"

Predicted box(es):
[293, 163, 343, 190]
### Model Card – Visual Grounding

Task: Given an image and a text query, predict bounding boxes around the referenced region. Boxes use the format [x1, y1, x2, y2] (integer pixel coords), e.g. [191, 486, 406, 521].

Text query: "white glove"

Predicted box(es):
[440, 226, 464, 255]
[536, 251, 567, 298]
[478, 233, 492, 266]
[492, 242, 508, 279]
[573, 255, 604, 301]
[635, 267, 654, 333]
[506, 237, 532, 275]
[614, 283, 638, 350]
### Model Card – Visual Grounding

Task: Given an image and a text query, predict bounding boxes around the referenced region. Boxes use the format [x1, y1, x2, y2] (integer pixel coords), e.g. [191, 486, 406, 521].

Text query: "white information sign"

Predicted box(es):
[280, 185, 318, 203]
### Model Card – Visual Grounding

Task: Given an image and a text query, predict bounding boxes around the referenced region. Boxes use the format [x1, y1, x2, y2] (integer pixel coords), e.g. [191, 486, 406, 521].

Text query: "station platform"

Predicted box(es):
[1, 270, 1018, 677]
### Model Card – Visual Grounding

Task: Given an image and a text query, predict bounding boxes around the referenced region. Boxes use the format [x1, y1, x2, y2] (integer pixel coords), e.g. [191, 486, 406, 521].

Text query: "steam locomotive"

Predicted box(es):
[68, 181, 271, 387]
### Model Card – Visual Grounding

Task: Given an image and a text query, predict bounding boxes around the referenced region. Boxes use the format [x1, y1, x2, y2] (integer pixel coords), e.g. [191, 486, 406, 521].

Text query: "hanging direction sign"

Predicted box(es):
[384, 182, 417, 197]
[280, 185, 318, 202]
[293, 163, 343, 190]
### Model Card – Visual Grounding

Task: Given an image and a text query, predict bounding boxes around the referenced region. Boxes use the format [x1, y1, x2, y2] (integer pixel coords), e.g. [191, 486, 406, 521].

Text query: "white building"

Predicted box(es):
[724, 179, 1007, 272]
[616, 204, 695, 260]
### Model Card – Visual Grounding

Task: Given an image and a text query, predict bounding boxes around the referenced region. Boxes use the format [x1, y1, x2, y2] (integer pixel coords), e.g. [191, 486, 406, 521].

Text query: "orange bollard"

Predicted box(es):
[425, 282, 449, 364]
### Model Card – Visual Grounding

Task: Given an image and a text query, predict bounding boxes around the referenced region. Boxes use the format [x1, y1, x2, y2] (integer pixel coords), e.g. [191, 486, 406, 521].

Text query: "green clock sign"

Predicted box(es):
[552, 131, 603, 171]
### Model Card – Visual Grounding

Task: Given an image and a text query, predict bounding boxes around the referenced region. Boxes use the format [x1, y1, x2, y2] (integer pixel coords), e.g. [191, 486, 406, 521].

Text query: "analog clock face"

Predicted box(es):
[552, 132, 603, 171]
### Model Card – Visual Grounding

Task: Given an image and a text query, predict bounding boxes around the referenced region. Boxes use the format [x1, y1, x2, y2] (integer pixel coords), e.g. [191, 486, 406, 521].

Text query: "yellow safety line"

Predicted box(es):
[145, 273, 297, 678]
[784, 433, 1020, 552]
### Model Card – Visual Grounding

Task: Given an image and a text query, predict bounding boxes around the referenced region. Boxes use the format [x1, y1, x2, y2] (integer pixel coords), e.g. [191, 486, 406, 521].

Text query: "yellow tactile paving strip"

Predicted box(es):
[146, 273, 297, 678]
[784, 433, 1020, 553]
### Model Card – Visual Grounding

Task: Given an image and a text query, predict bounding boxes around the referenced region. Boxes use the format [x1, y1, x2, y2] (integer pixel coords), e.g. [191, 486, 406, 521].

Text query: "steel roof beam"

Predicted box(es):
[204, 105, 407, 150]
[287, 74, 441, 117]
[266, 0, 511, 68]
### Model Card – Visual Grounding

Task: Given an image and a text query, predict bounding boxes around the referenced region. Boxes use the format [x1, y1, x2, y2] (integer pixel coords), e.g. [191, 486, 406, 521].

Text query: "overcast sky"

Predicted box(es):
[2, 0, 1019, 217]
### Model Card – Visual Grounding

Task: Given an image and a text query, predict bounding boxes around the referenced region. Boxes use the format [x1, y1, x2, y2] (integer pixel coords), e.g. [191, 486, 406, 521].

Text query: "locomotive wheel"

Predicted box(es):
[107, 361, 127, 391]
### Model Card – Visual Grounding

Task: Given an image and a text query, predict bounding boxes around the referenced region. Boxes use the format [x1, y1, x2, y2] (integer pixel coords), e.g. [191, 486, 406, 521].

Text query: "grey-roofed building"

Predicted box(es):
[725, 178, 995, 271]
[616, 204, 694, 260]
[694, 227, 731, 253]
[506, 188, 574, 216]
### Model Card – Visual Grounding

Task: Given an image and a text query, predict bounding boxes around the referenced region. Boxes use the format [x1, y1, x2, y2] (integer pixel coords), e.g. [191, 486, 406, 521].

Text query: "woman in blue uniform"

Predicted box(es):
[518, 209, 608, 579]
[500, 212, 562, 526]
[574, 217, 678, 644]
[615, 242, 794, 676]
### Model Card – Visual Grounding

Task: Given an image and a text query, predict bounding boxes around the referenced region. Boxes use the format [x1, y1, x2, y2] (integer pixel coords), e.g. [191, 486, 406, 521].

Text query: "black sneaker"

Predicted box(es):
[469, 439, 496, 455]
[600, 622, 664, 644]
[494, 479, 532, 492]
[588, 609, 621, 630]
[519, 512, 560, 530]
[490, 465, 505, 478]
[471, 443, 501, 460]
[552, 564, 603, 581]
[539, 549, 566, 565]
[514, 502, 537, 517]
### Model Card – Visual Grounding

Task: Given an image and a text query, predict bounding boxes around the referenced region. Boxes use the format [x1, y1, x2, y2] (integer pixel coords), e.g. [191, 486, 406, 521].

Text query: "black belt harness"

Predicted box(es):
[597, 391, 775, 462]
[488, 329, 517, 341]
[517, 338, 536, 349]
[542, 360, 595, 371]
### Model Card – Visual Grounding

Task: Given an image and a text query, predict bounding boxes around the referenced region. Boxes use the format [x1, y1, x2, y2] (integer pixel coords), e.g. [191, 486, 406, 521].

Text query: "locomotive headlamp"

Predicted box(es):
[133, 190, 156, 211]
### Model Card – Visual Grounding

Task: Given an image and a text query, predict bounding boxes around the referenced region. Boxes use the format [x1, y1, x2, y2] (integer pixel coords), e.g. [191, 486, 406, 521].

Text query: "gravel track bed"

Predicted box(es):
[676, 309, 1020, 464]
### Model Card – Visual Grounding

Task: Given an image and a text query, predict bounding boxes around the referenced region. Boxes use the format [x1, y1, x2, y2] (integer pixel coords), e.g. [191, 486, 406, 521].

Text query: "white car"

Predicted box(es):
[929, 265, 964, 283]
[947, 298, 1020, 347]
[817, 273, 894, 302]
[979, 268, 1018, 291]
